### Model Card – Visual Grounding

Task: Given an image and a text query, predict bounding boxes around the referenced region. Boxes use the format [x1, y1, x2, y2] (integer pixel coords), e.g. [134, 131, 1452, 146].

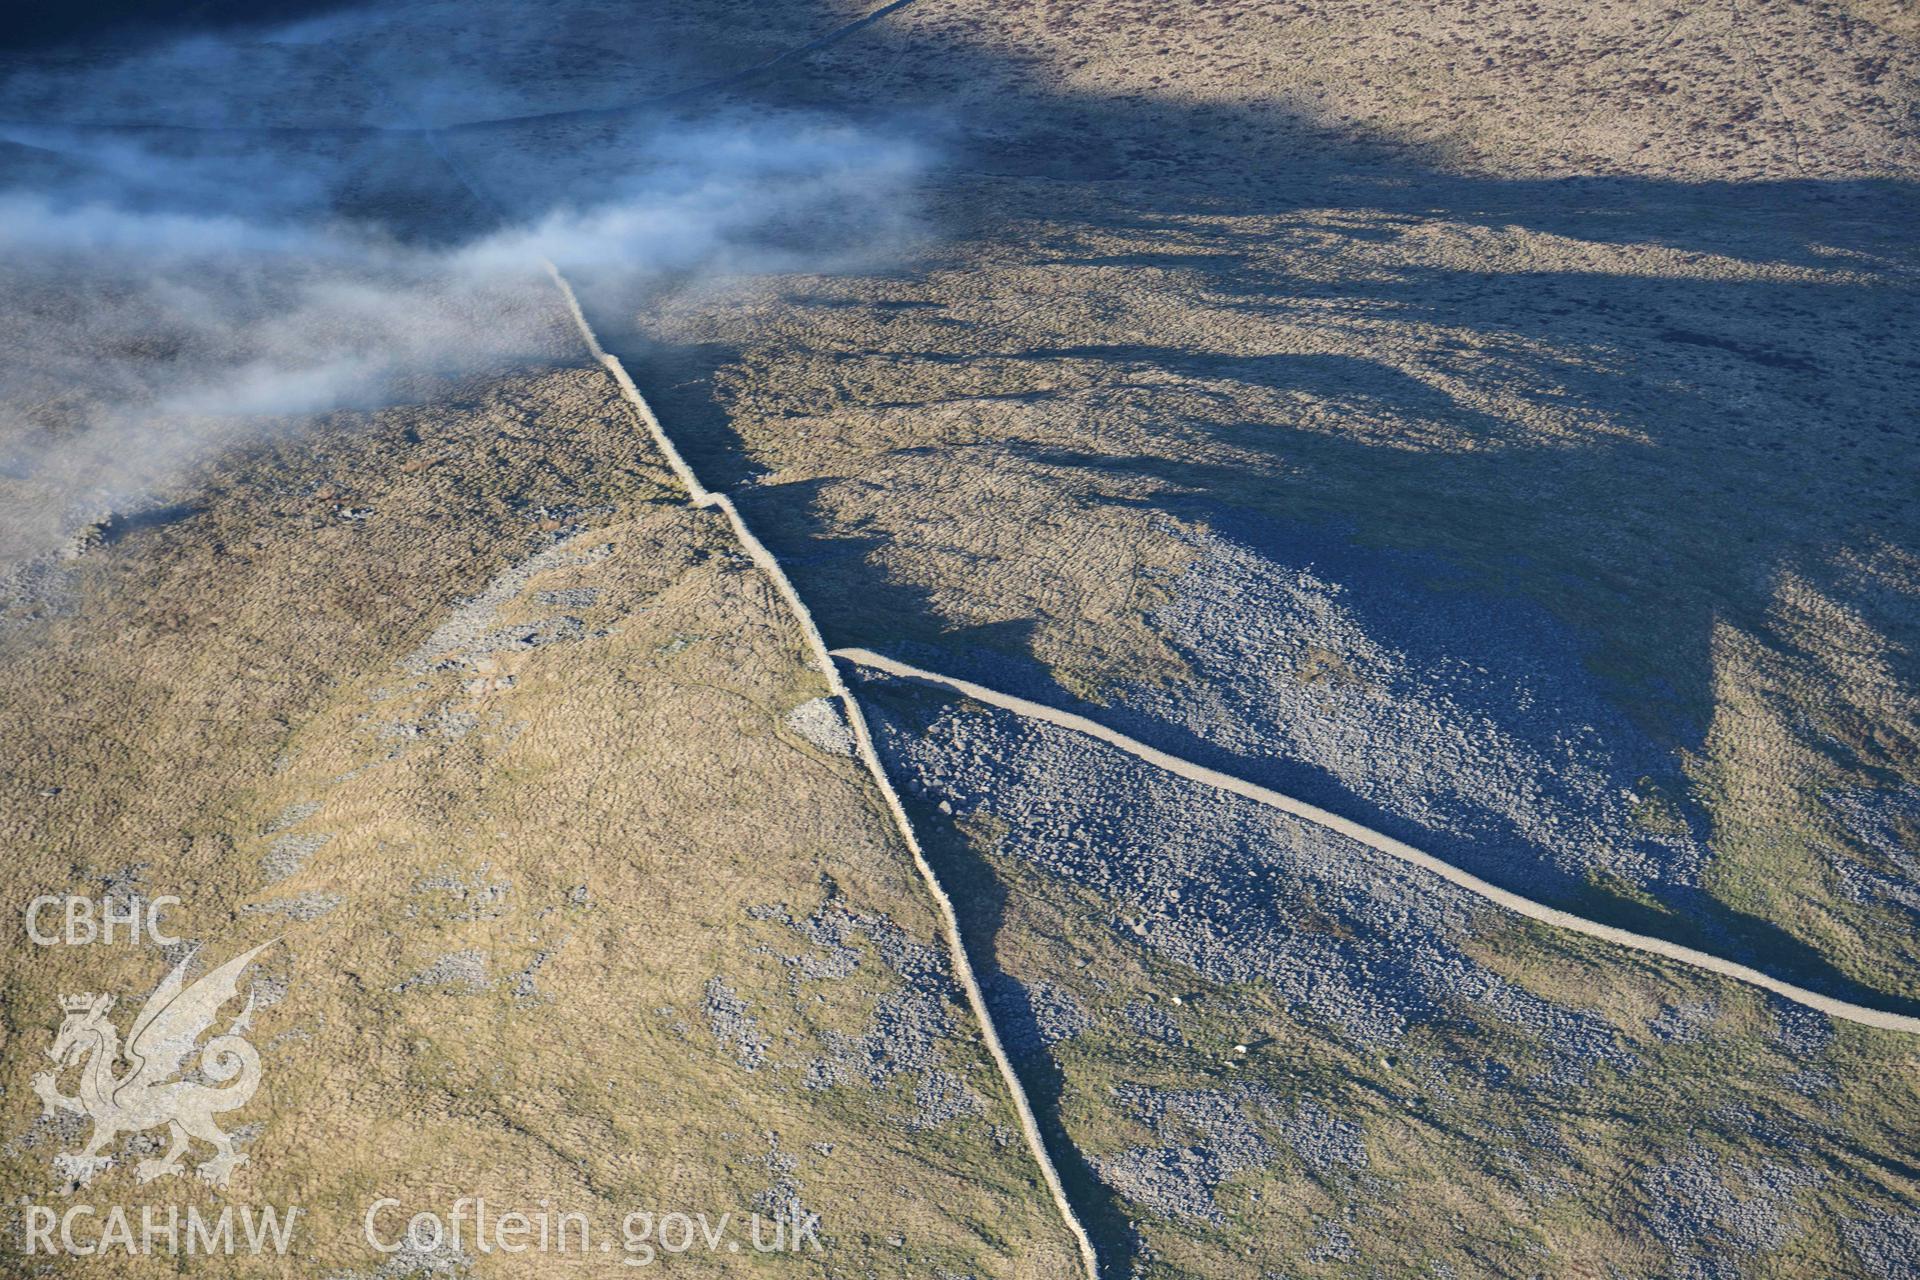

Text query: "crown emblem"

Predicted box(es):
[60, 993, 98, 1012]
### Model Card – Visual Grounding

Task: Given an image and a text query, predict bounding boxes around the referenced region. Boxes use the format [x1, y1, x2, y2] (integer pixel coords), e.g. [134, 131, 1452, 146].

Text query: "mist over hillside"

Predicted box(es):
[2, 4, 1916, 1278]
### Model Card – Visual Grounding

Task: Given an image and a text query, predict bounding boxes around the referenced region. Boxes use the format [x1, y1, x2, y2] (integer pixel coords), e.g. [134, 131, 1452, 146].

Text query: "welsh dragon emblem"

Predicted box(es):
[32, 941, 274, 1191]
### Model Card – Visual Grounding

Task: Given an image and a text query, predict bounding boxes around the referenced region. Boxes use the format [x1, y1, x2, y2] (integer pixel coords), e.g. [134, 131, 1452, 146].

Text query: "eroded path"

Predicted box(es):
[834, 647, 1920, 1038]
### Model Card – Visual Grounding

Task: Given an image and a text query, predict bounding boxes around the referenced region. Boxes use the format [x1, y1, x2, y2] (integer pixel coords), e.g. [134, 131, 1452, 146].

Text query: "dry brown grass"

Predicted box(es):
[0, 347, 1079, 1276]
